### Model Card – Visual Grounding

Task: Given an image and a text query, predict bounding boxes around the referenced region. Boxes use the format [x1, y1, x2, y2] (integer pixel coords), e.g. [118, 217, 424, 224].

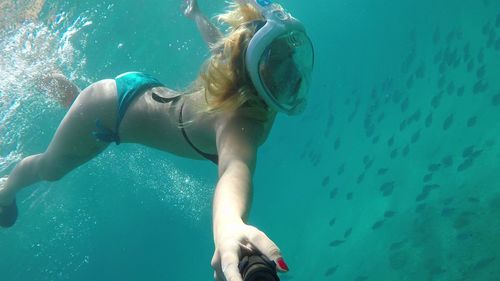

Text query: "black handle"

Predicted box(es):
[239, 254, 280, 281]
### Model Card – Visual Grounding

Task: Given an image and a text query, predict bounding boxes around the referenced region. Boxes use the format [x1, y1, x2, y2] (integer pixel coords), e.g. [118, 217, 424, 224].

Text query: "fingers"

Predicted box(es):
[220, 242, 243, 281]
[246, 227, 289, 272]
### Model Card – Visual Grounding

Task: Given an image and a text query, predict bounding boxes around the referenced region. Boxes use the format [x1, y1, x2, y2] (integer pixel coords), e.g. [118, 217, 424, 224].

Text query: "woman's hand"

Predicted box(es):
[182, 0, 200, 19]
[211, 223, 289, 281]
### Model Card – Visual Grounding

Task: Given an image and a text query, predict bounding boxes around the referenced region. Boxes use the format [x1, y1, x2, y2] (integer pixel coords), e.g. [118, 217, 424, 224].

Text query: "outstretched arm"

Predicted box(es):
[183, 0, 223, 47]
[210, 116, 288, 281]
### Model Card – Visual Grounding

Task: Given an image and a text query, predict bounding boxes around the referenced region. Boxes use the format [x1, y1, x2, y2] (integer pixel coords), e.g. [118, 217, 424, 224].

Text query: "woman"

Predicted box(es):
[0, 0, 314, 280]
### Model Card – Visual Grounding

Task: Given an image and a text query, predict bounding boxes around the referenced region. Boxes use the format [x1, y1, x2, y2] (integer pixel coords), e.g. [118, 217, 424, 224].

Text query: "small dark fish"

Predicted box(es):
[482, 22, 492, 35]
[415, 203, 426, 213]
[389, 240, 407, 251]
[377, 168, 388, 175]
[346, 192, 353, 200]
[334, 137, 341, 150]
[467, 59, 474, 72]
[425, 113, 433, 127]
[456, 232, 473, 240]
[380, 181, 395, 197]
[337, 163, 346, 175]
[492, 93, 500, 106]
[402, 144, 409, 157]
[462, 145, 475, 158]
[344, 227, 353, 238]
[431, 94, 441, 109]
[442, 155, 453, 167]
[322, 176, 330, 187]
[384, 210, 396, 218]
[380, 181, 395, 191]
[400, 119, 407, 131]
[432, 27, 440, 44]
[428, 163, 441, 172]
[473, 257, 496, 270]
[411, 130, 421, 143]
[390, 148, 398, 159]
[429, 266, 446, 275]
[457, 158, 474, 172]
[372, 135, 380, 144]
[468, 197, 480, 203]
[457, 85, 465, 96]
[476, 65, 486, 79]
[423, 184, 440, 193]
[473, 79, 489, 94]
[441, 207, 455, 217]
[467, 116, 477, 127]
[330, 188, 338, 199]
[324, 265, 339, 277]
[442, 197, 454, 205]
[443, 114, 454, 130]
[329, 218, 336, 226]
[329, 240, 345, 247]
[377, 112, 385, 123]
[357, 173, 364, 184]
[423, 173, 433, 183]
[463, 42, 471, 59]
[401, 97, 409, 113]
[387, 136, 395, 146]
[416, 191, 429, 202]
[372, 220, 385, 230]
[416, 62, 425, 78]
[477, 48, 484, 63]
[406, 75, 414, 89]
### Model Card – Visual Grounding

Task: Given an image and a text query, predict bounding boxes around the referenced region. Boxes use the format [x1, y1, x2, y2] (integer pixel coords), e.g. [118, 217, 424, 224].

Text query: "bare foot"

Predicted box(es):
[182, 0, 200, 19]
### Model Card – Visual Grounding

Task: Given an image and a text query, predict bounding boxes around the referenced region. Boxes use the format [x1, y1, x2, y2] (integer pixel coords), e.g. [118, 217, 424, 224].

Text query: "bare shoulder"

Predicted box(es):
[215, 111, 276, 148]
[214, 111, 276, 173]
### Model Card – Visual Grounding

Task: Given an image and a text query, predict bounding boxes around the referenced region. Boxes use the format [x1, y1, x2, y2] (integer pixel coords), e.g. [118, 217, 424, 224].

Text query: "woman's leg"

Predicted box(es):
[0, 79, 118, 216]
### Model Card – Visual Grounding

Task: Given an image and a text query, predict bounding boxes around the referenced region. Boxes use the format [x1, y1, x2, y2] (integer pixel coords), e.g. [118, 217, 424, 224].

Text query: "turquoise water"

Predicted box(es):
[1, 0, 499, 280]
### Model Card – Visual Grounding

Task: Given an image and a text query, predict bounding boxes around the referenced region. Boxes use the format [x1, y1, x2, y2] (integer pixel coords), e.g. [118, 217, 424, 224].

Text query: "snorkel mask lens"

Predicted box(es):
[258, 31, 313, 114]
[244, 0, 314, 115]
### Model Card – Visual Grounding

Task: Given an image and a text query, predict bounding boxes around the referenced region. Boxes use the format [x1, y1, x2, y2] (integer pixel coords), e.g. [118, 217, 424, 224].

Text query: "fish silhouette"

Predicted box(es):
[372, 220, 385, 230]
[329, 240, 345, 247]
[330, 188, 338, 199]
[425, 113, 433, 127]
[344, 227, 353, 238]
[322, 176, 330, 187]
[443, 114, 454, 130]
[492, 93, 500, 106]
[442, 155, 453, 167]
[384, 210, 396, 218]
[324, 265, 339, 276]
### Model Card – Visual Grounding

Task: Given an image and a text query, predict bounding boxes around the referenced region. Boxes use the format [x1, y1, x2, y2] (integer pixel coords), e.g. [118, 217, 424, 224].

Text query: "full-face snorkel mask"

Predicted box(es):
[242, 0, 314, 115]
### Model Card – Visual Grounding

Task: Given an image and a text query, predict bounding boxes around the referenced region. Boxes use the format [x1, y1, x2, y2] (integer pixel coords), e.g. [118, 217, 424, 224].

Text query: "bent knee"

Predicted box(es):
[37, 155, 75, 182]
[38, 165, 66, 182]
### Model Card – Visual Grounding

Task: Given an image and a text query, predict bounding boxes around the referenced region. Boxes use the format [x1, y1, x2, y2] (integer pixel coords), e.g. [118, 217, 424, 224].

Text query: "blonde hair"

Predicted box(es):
[185, 1, 276, 123]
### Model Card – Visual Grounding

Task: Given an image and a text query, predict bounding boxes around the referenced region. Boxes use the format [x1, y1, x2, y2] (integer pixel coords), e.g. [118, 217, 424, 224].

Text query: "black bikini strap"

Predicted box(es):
[179, 101, 219, 165]
[152, 92, 181, 104]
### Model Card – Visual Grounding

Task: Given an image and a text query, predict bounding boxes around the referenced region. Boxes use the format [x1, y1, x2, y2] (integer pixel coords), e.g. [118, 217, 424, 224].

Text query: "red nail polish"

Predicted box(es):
[277, 258, 289, 271]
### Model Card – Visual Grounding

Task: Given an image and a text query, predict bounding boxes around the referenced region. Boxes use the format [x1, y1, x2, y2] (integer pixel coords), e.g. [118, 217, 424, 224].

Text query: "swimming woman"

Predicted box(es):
[0, 0, 314, 280]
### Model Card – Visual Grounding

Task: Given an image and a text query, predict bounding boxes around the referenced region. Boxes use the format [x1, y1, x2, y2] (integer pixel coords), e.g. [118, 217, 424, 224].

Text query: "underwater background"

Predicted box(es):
[1, 0, 500, 280]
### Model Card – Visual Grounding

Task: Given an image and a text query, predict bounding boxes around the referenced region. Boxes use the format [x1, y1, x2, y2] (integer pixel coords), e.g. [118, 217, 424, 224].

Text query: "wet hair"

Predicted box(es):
[185, 1, 283, 123]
